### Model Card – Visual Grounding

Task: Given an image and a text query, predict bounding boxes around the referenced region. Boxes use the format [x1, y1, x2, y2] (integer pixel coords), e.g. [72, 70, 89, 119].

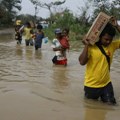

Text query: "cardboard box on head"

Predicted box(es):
[86, 12, 111, 45]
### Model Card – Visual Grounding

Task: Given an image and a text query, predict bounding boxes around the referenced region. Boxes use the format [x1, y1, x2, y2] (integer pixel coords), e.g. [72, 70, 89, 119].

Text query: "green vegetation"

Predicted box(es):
[0, 0, 120, 43]
[0, 0, 21, 27]
[43, 9, 89, 42]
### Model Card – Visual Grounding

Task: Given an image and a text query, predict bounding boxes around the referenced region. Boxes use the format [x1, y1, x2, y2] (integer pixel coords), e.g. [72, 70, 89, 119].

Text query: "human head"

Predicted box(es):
[99, 23, 116, 46]
[62, 28, 69, 36]
[37, 24, 43, 30]
[54, 28, 62, 39]
[25, 22, 31, 28]
[54, 28, 62, 34]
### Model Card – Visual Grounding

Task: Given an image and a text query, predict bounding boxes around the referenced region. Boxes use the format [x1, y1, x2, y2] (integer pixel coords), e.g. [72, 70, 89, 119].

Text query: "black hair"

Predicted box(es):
[30, 29, 34, 34]
[100, 23, 116, 38]
[25, 22, 31, 26]
[37, 24, 43, 30]
[63, 28, 69, 34]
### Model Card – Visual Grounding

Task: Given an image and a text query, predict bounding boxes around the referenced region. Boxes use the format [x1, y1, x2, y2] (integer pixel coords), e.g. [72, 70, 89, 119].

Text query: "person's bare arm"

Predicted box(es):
[53, 47, 65, 51]
[79, 39, 90, 65]
[79, 45, 89, 65]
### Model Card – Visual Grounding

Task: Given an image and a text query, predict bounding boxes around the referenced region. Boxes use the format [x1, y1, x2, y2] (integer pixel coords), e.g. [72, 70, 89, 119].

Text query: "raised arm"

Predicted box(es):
[79, 39, 90, 65]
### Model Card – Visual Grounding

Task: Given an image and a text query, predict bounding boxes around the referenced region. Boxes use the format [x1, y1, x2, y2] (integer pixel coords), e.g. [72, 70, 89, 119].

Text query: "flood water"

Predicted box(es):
[0, 29, 120, 120]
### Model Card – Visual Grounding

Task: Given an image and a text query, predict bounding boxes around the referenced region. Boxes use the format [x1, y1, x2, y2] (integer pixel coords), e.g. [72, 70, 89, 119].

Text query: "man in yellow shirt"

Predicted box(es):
[79, 18, 120, 105]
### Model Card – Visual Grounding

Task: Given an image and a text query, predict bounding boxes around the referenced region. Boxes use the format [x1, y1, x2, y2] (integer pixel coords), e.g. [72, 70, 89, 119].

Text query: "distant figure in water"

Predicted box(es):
[19, 22, 33, 46]
[51, 28, 70, 66]
[15, 20, 22, 44]
[34, 24, 44, 50]
[79, 17, 120, 105]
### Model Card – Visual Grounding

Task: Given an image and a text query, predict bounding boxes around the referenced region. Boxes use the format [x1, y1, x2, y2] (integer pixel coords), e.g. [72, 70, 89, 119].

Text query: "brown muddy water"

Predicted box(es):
[0, 29, 120, 120]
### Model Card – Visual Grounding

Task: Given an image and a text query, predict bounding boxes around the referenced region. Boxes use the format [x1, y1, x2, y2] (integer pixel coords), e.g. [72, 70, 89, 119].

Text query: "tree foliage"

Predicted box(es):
[0, 0, 120, 37]
[0, 0, 21, 26]
[29, 0, 66, 21]
[92, 0, 120, 20]
[28, 0, 120, 41]
[16, 14, 37, 24]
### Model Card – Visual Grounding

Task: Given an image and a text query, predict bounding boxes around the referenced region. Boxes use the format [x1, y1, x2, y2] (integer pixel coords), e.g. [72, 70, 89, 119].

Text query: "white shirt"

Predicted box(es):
[51, 38, 62, 56]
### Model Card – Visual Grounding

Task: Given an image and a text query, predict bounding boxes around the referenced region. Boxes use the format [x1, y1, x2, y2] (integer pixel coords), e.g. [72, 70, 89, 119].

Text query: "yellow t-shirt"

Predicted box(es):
[24, 27, 32, 40]
[84, 39, 120, 88]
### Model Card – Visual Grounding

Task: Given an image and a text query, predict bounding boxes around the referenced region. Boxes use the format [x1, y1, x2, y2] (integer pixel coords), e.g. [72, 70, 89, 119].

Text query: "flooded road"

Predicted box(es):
[0, 30, 120, 120]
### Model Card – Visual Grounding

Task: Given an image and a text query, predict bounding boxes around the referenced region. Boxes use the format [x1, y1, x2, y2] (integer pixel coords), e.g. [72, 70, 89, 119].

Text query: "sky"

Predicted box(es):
[19, 0, 88, 18]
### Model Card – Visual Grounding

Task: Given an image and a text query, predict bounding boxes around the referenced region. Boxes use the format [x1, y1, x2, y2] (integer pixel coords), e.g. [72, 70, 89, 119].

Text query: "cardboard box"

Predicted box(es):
[86, 12, 111, 45]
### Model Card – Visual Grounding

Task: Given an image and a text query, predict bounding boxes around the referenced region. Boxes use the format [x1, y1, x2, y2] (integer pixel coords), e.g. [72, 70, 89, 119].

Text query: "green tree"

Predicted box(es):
[0, 0, 22, 26]
[16, 14, 36, 24]
[30, 0, 66, 23]
[54, 9, 75, 28]
[0, 1, 6, 18]
[109, 0, 120, 19]
[91, 0, 120, 20]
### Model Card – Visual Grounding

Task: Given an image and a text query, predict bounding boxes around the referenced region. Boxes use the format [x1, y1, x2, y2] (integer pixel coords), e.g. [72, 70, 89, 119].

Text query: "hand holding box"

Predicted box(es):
[86, 12, 111, 45]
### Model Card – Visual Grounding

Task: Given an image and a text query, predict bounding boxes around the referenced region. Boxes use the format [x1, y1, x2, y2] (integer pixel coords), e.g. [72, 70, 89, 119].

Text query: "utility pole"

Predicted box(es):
[35, 4, 37, 21]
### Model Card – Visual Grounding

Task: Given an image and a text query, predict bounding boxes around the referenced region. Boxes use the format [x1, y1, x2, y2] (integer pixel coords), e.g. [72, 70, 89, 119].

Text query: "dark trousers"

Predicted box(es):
[25, 39, 33, 46]
[52, 56, 57, 64]
[84, 82, 116, 104]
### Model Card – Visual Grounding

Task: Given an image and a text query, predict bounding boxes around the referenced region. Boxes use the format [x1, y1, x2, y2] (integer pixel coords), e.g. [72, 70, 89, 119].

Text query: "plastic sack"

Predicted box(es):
[43, 37, 48, 43]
